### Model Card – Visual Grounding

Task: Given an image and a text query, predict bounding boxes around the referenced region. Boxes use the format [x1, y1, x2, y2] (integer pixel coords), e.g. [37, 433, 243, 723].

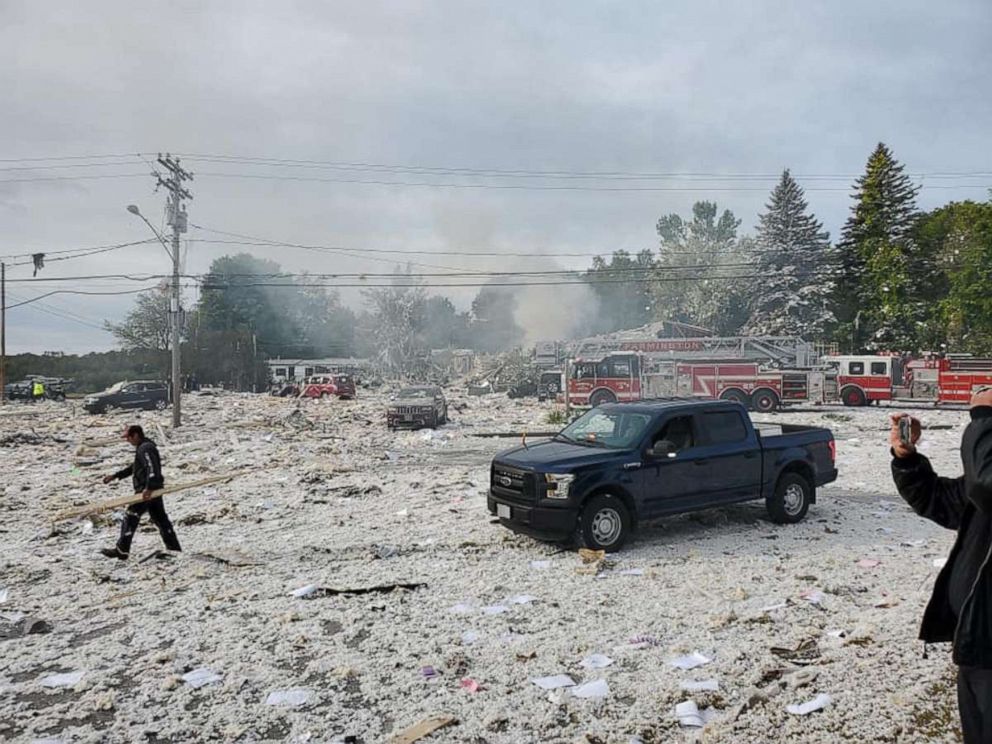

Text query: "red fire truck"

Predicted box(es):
[566, 352, 826, 412]
[826, 354, 992, 405]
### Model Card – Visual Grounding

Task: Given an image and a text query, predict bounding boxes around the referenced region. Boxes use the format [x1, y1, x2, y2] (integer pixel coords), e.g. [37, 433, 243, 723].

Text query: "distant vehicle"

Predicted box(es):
[298, 374, 357, 400]
[538, 370, 563, 401]
[488, 399, 837, 551]
[387, 386, 448, 430]
[83, 380, 169, 414]
[3, 376, 70, 401]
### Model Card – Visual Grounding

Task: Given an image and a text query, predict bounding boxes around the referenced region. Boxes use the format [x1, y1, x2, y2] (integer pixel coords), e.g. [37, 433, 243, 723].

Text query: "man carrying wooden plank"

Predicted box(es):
[99, 424, 181, 560]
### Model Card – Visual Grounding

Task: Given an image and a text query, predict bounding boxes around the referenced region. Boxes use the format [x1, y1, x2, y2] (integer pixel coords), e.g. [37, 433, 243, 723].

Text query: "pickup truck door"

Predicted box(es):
[693, 409, 762, 503]
[636, 413, 710, 516]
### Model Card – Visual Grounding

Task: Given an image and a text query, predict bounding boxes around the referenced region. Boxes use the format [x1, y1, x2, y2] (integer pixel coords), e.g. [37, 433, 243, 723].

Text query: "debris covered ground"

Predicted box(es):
[0, 392, 968, 742]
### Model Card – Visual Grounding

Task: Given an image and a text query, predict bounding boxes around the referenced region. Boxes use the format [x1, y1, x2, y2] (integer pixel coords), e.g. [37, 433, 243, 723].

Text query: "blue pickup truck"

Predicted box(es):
[488, 399, 837, 551]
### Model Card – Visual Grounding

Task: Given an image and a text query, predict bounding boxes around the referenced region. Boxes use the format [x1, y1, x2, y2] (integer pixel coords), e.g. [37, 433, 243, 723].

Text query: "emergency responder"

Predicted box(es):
[99, 424, 181, 559]
[890, 387, 992, 742]
[32, 379, 44, 401]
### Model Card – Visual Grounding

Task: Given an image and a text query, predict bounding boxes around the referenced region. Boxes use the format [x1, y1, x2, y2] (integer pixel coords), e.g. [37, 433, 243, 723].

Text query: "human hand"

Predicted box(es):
[970, 386, 992, 409]
[889, 413, 921, 458]
[141, 489, 154, 500]
[102, 474, 115, 485]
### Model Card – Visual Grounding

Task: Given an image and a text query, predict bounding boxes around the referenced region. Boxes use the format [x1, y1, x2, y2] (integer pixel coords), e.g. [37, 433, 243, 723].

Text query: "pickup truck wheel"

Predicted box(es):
[577, 493, 631, 552]
[841, 386, 867, 407]
[751, 389, 779, 413]
[767, 472, 812, 524]
[589, 389, 617, 407]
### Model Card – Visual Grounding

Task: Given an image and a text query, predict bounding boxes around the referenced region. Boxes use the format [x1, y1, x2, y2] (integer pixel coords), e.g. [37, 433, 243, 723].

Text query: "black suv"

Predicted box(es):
[83, 380, 169, 414]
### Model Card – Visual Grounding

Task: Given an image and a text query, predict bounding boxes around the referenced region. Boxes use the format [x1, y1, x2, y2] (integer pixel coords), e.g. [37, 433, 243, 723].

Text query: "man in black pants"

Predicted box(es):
[890, 388, 992, 743]
[100, 424, 181, 560]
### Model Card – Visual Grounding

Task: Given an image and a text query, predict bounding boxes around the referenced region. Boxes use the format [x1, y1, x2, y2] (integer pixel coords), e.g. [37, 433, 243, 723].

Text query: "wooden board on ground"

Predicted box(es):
[387, 715, 457, 744]
[52, 471, 250, 522]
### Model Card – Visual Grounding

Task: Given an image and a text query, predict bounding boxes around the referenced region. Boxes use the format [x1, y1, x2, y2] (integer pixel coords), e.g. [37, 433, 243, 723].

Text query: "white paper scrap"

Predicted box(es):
[291, 585, 318, 599]
[450, 602, 474, 615]
[182, 668, 222, 688]
[531, 674, 576, 690]
[680, 678, 719, 692]
[579, 654, 614, 670]
[482, 604, 509, 615]
[786, 693, 832, 715]
[675, 700, 705, 727]
[40, 671, 84, 688]
[530, 560, 551, 570]
[461, 630, 480, 645]
[572, 678, 610, 699]
[617, 568, 645, 576]
[800, 589, 824, 604]
[669, 651, 712, 670]
[265, 688, 312, 707]
[761, 601, 787, 612]
[508, 595, 536, 605]
[0, 588, 8, 603]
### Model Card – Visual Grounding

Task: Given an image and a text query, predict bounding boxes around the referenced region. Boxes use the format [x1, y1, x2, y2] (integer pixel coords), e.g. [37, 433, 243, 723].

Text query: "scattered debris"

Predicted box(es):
[579, 654, 614, 670]
[856, 558, 881, 569]
[387, 715, 457, 744]
[289, 582, 425, 598]
[265, 688, 313, 707]
[460, 678, 482, 693]
[572, 678, 609, 699]
[770, 639, 821, 664]
[669, 651, 712, 670]
[786, 693, 833, 715]
[182, 668, 223, 688]
[675, 700, 716, 727]
[40, 671, 84, 688]
[531, 674, 576, 690]
[680, 679, 719, 692]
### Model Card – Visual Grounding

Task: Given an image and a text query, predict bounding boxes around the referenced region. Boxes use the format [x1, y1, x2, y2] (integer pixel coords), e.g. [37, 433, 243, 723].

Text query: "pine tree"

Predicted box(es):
[833, 143, 921, 349]
[745, 170, 833, 338]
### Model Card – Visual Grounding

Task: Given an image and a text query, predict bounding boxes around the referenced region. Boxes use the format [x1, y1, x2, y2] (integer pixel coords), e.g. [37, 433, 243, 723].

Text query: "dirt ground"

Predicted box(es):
[0, 391, 970, 743]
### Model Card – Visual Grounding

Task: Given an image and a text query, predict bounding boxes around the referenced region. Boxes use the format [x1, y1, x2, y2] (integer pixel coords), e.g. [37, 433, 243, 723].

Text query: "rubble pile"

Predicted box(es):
[0, 394, 969, 742]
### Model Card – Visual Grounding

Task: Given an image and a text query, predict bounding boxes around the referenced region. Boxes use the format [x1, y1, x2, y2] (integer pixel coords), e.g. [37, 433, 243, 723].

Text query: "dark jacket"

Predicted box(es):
[891, 407, 992, 667]
[114, 439, 165, 494]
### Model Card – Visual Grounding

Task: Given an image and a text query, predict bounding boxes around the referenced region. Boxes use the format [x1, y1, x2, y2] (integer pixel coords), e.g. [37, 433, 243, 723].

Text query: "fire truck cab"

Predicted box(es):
[824, 355, 903, 406]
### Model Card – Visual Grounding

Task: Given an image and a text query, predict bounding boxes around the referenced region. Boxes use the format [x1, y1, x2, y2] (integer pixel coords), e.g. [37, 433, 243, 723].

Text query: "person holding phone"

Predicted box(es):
[890, 387, 992, 742]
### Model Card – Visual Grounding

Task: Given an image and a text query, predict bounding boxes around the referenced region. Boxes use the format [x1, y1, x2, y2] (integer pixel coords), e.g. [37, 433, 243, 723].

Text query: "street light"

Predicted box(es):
[127, 204, 182, 428]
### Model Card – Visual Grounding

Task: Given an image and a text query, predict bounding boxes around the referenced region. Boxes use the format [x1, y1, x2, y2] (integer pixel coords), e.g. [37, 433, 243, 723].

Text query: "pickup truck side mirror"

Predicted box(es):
[648, 439, 678, 459]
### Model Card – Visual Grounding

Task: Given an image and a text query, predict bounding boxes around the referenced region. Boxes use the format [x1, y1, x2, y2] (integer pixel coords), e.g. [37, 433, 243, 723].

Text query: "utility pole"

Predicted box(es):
[154, 154, 193, 428]
[1, 261, 6, 406]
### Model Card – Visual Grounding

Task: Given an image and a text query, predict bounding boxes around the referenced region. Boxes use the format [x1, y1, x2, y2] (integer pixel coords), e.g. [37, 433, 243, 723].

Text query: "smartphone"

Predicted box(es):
[899, 417, 913, 446]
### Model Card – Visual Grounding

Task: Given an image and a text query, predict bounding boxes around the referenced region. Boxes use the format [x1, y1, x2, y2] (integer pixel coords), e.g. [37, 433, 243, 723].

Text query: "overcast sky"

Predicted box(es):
[3, 0, 991, 353]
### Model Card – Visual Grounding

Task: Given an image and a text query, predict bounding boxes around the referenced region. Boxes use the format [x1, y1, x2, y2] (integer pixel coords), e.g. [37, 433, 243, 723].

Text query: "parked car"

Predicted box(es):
[298, 374, 357, 400]
[387, 386, 448, 430]
[4, 377, 70, 401]
[488, 398, 837, 551]
[83, 380, 169, 414]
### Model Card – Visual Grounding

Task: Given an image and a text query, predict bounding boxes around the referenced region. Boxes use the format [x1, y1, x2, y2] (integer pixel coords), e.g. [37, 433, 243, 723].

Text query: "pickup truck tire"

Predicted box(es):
[841, 386, 867, 407]
[589, 389, 617, 407]
[767, 472, 812, 524]
[751, 389, 779, 413]
[576, 493, 631, 552]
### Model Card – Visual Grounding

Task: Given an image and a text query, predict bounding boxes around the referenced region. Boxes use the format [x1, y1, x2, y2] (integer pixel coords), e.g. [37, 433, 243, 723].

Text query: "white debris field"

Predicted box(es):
[0, 391, 969, 742]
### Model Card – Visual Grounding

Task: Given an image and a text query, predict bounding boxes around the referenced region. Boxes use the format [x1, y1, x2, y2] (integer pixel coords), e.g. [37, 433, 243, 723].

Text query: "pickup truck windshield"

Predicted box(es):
[558, 409, 651, 448]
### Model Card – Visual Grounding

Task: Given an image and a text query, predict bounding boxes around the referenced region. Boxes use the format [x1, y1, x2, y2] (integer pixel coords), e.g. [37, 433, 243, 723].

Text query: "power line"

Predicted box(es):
[4, 287, 160, 310]
[0, 238, 157, 261]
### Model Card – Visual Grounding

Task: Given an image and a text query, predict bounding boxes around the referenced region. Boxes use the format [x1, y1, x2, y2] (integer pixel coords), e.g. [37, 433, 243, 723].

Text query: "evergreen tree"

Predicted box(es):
[744, 170, 833, 338]
[833, 143, 921, 349]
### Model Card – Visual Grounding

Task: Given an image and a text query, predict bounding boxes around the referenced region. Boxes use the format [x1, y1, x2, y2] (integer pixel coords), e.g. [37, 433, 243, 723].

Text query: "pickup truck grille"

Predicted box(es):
[491, 464, 534, 503]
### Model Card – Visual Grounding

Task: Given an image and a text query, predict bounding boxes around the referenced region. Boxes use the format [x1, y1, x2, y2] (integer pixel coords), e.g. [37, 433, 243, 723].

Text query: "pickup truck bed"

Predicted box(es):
[488, 399, 837, 551]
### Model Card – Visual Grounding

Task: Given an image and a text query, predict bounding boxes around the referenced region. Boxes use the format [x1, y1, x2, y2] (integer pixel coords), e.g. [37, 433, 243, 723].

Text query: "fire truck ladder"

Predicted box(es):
[572, 336, 814, 368]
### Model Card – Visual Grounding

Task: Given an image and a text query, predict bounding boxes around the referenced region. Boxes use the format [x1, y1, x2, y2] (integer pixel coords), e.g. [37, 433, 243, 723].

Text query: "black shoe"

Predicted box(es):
[100, 547, 128, 560]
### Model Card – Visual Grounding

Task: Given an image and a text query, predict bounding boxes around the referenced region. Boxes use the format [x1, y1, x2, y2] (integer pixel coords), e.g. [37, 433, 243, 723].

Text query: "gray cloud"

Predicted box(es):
[3, 0, 991, 352]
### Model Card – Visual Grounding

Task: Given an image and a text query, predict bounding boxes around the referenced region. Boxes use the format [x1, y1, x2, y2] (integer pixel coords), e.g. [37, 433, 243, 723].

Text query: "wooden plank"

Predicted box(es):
[387, 715, 457, 744]
[52, 471, 250, 522]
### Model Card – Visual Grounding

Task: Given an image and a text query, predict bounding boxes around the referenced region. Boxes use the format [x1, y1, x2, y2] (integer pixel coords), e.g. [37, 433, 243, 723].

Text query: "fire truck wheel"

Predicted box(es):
[576, 493, 631, 552]
[589, 389, 617, 407]
[841, 386, 867, 407]
[720, 389, 750, 407]
[751, 389, 779, 412]
[767, 472, 812, 524]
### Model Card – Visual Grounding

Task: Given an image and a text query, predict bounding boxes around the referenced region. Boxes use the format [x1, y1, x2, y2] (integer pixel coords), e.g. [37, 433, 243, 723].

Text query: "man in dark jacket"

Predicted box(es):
[99, 424, 181, 560]
[891, 388, 992, 743]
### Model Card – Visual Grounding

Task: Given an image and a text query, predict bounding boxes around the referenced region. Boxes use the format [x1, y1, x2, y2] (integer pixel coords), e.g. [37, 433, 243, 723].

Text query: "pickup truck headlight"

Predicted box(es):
[544, 473, 575, 500]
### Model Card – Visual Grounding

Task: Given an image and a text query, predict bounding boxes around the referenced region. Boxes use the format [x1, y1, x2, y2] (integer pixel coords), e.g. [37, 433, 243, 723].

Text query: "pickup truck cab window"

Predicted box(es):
[701, 410, 748, 444]
[652, 415, 695, 452]
[559, 409, 651, 449]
